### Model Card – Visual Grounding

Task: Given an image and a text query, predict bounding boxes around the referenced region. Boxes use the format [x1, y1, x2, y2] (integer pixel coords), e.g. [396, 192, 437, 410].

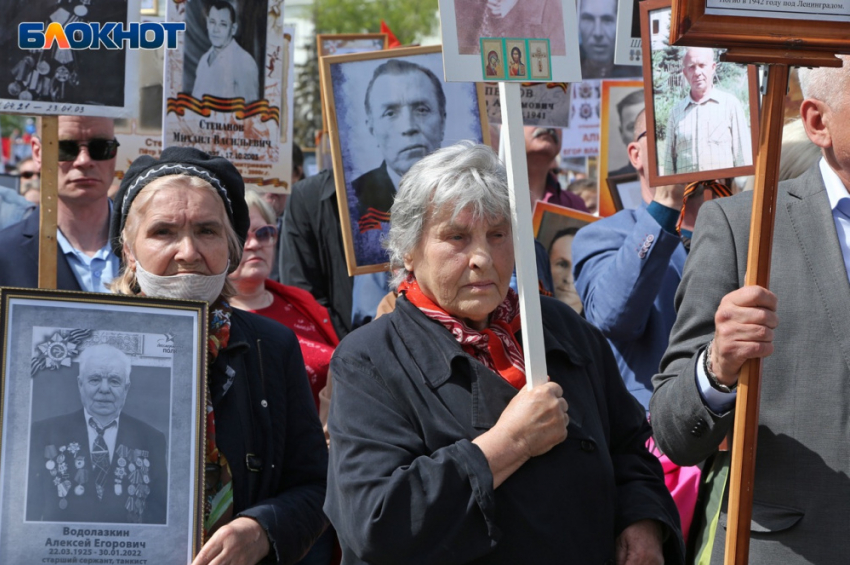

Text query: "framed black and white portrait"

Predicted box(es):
[577, 0, 642, 80]
[640, 0, 758, 186]
[614, 0, 642, 66]
[0, 0, 137, 117]
[0, 288, 206, 564]
[322, 45, 490, 275]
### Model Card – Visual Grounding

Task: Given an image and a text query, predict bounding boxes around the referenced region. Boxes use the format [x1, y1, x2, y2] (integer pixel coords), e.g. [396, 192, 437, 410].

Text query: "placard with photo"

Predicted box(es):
[322, 46, 489, 274]
[0, 289, 207, 565]
[164, 0, 292, 191]
[438, 0, 581, 83]
[641, 0, 758, 186]
[0, 0, 140, 118]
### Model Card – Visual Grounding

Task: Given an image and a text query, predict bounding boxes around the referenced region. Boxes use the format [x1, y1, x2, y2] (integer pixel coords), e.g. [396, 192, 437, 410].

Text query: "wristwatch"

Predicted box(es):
[704, 340, 737, 393]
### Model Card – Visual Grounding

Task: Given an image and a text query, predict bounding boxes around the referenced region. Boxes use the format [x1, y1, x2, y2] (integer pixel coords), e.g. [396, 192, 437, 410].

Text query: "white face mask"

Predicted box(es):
[134, 260, 230, 304]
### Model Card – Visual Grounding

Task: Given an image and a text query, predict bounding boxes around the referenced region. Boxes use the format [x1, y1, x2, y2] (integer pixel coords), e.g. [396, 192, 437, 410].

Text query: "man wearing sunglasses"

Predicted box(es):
[0, 116, 120, 293]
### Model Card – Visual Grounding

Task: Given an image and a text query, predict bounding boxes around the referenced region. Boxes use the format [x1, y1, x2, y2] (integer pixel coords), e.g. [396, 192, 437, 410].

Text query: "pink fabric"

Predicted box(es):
[647, 436, 700, 545]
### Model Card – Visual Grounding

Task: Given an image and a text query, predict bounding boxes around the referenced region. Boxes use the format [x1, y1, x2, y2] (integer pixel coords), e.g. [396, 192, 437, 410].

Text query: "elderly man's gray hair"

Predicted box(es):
[798, 55, 850, 109]
[77, 344, 132, 383]
[385, 141, 510, 289]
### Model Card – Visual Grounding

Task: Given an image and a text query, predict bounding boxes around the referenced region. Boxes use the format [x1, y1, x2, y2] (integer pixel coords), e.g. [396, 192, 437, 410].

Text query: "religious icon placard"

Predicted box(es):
[0, 288, 207, 565]
[437, 0, 581, 82]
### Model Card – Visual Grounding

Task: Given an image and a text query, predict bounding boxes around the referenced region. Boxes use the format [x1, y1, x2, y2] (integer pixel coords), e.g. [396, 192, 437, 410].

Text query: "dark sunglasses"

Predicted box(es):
[19, 171, 40, 179]
[58, 139, 120, 162]
[248, 225, 278, 244]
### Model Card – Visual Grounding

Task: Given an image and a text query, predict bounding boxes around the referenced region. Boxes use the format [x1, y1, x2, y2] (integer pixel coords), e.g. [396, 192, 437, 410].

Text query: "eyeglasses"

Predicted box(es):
[58, 139, 120, 162]
[19, 171, 40, 179]
[636, 131, 647, 142]
[247, 225, 277, 244]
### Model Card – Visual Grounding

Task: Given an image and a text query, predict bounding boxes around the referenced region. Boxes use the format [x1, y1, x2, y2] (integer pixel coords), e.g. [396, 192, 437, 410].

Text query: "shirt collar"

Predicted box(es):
[820, 157, 850, 212]
[686, 88, 723, 107]
[56, 199, 113, 256]
[83, 408, 120, 431]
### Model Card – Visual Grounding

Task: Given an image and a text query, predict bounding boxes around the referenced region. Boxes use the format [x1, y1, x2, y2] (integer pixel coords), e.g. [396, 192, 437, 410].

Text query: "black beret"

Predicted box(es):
[109, 147, 249, 259]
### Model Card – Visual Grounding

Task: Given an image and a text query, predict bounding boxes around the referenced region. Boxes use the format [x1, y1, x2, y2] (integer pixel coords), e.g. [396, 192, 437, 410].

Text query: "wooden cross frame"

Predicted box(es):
[669, 1, 848, 562]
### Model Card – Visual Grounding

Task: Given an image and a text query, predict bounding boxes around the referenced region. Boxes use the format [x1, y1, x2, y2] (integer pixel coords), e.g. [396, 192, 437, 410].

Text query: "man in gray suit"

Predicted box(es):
[650, 57, 850, 563]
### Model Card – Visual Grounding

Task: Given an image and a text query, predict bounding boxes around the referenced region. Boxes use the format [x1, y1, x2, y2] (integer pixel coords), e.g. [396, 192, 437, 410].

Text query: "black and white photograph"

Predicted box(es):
[0, 0, 136, 117]
[322, 46, 489, 274]
[532, 202, 598, 314]
[164, 0, 285, 173]
[640, 0, 758, 186]
[613, 0, 642, 66]
[438, 0, 581, 82]
[578, 0, 641, 79]
[26, 339, 169, 525]
[599, 80, 644, 180]
[0, 289, 206, 565]
[181, 0, 265, 103]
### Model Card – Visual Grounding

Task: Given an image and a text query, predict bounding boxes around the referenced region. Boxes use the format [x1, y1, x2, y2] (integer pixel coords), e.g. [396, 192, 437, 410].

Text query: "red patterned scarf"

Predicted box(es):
[399, 278, 527, 389]
[204, 298, 233, 540]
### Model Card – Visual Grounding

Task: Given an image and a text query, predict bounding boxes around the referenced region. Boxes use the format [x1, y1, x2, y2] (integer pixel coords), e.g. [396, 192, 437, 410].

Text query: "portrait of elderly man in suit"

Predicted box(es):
[349, 59, 446, 264]
[27, 344, 167, 524]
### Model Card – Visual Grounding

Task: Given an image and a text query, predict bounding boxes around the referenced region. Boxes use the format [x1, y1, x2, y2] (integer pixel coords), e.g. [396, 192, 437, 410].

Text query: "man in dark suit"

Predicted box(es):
[349, 60, 446, 264]
[27, 344, 167, 524]
[650, 57, 850, 563]
[0, 115, 119, 292]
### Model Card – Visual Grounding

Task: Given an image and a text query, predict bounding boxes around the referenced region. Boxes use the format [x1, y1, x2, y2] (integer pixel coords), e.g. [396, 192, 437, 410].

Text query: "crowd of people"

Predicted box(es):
[0, 28, 847, 563]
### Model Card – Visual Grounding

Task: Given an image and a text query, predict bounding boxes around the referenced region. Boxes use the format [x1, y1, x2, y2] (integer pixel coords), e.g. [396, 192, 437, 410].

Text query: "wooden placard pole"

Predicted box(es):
[719, 51, 841, 565]
[38, 116, 59, 290]
[498, 82, 548, 388]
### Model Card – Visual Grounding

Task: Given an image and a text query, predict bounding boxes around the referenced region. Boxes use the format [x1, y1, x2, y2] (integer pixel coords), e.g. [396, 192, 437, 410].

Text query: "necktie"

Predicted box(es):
[89, 418, 116, 500]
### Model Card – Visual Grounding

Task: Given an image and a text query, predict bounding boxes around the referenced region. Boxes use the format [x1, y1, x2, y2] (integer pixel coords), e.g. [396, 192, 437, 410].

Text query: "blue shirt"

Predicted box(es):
[55, 203, 120, 293]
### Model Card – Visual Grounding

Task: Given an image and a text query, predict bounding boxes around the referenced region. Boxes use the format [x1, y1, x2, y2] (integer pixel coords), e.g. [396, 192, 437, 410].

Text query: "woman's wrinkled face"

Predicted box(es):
[125, 183, 230, 277]
[404, 206, 514, 330]
[549, 234, 582, 313]
[229, 205, 275, 285]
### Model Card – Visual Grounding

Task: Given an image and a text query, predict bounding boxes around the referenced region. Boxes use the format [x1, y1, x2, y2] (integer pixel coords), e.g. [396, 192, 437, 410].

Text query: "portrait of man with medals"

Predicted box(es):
[26, 342, 167, 524]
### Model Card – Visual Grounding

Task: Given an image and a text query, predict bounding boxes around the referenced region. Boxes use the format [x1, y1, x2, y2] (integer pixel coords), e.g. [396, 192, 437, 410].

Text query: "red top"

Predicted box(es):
[251, 280, 339, 411]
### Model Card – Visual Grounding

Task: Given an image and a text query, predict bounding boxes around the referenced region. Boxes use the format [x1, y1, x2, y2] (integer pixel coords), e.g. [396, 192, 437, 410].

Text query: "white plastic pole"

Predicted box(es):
[498, 82, 548, 388]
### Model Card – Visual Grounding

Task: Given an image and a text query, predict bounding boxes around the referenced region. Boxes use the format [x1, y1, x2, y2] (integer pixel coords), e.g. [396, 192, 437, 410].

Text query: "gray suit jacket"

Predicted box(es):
[650, 164, 850, 564]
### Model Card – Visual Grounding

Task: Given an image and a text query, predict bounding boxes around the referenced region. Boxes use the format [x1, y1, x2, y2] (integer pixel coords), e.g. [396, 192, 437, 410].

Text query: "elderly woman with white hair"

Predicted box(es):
[324, 142, 684, 564]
